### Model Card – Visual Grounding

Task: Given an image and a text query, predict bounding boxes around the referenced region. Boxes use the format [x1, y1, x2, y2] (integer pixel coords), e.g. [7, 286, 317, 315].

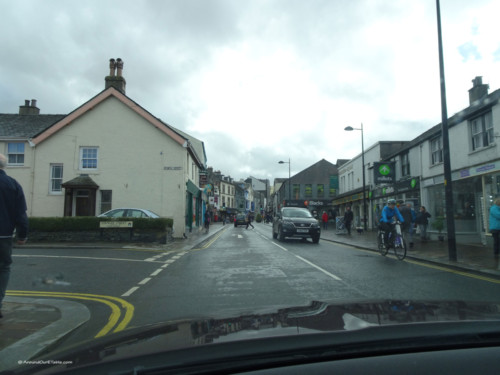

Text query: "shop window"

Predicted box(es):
[293, 184, 300, 199]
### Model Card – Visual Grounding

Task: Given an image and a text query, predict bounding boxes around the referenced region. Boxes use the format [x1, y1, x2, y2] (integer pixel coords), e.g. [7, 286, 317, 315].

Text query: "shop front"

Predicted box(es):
[423, 161, 500, 245]
[371, 177, 421, 228]
[331, 188, 369, 229]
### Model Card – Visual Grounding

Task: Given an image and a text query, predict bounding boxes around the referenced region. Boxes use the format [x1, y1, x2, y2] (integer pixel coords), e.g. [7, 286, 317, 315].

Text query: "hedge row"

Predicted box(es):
[28, 217, 173, 232]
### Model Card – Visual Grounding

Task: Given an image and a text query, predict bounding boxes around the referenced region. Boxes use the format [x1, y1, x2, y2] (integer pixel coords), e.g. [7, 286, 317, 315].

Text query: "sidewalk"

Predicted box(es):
[319, 225, 500, 278]
[1, 221, 499, 371]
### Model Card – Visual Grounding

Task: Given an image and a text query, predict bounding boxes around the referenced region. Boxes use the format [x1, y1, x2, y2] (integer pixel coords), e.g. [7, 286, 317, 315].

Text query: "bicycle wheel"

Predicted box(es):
[377, 231, 388, 256]
[394, 234, 407, 260]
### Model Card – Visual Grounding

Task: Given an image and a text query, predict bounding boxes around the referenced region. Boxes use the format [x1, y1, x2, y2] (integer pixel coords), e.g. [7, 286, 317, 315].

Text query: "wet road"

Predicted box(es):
[8, 223, 500, 347]
[130, 223, 500, 325]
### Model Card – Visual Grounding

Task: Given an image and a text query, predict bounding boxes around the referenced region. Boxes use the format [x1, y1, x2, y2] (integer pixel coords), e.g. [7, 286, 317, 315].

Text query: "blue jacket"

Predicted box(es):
[380, 205, 404, 224]
[0, 169, 28, 239]
[489, 204, 500, 231]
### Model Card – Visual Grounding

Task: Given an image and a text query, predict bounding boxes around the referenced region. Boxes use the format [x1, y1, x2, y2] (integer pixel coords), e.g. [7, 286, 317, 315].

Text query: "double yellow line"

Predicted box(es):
[6, 290, 134, 338]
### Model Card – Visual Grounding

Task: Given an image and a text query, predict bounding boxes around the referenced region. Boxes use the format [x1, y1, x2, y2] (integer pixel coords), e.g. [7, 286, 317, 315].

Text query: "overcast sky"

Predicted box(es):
[1, 0, 499, 183]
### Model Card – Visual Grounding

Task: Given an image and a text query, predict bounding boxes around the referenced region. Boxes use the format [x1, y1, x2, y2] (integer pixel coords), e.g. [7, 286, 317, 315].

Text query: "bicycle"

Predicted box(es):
[377, 220, 407, 260]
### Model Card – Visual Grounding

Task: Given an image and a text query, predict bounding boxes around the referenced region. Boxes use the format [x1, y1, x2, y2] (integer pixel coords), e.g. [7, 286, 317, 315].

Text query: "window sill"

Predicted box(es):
[469, 143, 496, 155]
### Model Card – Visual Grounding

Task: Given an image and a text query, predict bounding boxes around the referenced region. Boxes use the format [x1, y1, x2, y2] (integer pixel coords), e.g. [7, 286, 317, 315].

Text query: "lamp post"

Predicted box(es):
[345, 124, 367, 231]
[278, 159, 291, 204]
[435, 0, 457, 261]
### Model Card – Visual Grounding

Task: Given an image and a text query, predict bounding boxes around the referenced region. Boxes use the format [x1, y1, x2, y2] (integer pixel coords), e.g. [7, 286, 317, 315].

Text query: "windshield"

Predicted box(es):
[282, 208, 313, 218]
[1, 0, 499, 373]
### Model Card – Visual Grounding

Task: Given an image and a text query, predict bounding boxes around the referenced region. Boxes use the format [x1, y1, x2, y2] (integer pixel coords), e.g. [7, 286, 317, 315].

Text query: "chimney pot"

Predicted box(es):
[104, 58, 126, 94]
[116, 58, 123, 77]
[19, 99, 40, 115]
[109, 58, 116, 76]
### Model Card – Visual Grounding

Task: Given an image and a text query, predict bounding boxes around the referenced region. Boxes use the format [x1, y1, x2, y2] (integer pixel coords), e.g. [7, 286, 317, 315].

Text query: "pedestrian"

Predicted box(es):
[415, 206, 432, 241]
[489, 198, 500, 259]
[204, 210, 210, 233]
[246, 211, 254, 229]
[321, 211, 329, 230]
[344, 206, 354, 235]
[399, 202, 416, 247]
[0, 153, 29, 318]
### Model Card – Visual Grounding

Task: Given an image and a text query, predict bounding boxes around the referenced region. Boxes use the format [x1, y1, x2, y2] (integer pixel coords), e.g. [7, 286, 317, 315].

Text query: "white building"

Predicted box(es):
[0, 59, 206, 238]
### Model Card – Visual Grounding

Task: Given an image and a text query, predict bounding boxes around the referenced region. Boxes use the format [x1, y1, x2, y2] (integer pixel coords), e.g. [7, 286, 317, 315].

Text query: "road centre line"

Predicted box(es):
[7, 290, 134, 337]
[122, 286, 139, 297]
[138, 277, 151, 285]
[150, 268, 163, 276]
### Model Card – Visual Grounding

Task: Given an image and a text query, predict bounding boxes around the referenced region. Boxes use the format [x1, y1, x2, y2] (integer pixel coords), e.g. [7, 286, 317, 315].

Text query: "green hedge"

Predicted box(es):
[29, 217, 173, 232]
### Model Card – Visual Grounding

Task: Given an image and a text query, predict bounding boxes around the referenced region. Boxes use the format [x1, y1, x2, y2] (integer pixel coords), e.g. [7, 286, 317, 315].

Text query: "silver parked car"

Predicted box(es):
[98, 208, 160, 218]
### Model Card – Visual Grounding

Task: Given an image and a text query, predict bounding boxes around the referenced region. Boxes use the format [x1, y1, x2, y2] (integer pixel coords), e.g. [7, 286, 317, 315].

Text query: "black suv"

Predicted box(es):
[272, 207, 321, 243]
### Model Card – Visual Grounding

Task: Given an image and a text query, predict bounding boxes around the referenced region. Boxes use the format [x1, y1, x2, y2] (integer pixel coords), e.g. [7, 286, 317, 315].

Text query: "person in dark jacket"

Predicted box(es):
[399, 202, 416, 247]
[0, 153, 28, 318]
[344, 206, 354, 235]
[415, 206, 432, 241]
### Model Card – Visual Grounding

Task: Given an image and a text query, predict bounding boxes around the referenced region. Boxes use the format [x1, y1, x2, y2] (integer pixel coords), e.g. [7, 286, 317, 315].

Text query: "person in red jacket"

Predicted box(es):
[322, 211, 329, 230]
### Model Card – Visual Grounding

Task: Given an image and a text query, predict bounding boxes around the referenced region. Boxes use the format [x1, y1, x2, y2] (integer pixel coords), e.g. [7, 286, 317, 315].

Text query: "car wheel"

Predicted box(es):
[312, 235, 320, 244]
[278, 226, 285, 241]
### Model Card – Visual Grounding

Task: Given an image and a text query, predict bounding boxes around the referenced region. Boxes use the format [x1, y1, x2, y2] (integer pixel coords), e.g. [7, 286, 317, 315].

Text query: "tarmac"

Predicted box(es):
[1, 221, 499, 372]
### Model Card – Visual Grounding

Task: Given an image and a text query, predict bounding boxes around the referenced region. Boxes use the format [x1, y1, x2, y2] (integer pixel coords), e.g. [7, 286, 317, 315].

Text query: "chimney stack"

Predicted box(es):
[468, 76, 489, 104]
[105, 58, 126, 94]
[19, 99, 40, 115]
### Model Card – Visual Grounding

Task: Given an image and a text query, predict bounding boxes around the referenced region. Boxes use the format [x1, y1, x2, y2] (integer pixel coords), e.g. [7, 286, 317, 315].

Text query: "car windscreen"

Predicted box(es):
[283, 209, 312, 218]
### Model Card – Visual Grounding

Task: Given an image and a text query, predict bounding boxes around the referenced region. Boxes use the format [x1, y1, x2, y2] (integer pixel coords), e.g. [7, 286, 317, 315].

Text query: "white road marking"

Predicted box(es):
[294, 255, 342, 281]
[150, 269, 163, 276]
[14, 254, 167, 264]
[138, 277, 151, 285]
[122, 286, 139, 297]
[271, 241, 341, 281]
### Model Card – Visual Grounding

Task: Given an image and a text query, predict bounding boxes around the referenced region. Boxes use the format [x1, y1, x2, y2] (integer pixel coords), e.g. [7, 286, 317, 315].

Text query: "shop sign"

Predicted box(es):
[459, 163, 498, 179]
[374, 162, 396, 184]
[395, 178, 419, 193]
[305, 200, 328, 207]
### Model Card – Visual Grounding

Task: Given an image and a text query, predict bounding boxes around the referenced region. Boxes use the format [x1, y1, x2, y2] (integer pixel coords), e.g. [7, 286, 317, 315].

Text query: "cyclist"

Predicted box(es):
[379, 199, 405, 248]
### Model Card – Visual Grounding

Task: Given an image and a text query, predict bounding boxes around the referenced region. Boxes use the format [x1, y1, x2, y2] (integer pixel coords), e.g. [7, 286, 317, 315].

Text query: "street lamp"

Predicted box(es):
[344, 124, 367, 231]
[435, 0, 457, 261]
[278, 159, 291, 204]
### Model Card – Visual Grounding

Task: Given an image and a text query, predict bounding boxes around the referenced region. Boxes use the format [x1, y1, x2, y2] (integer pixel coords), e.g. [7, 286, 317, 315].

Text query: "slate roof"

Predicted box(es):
[62, 175, 99, 188]
[291, 159, 338, 182]
[0, 114, 65, 138]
